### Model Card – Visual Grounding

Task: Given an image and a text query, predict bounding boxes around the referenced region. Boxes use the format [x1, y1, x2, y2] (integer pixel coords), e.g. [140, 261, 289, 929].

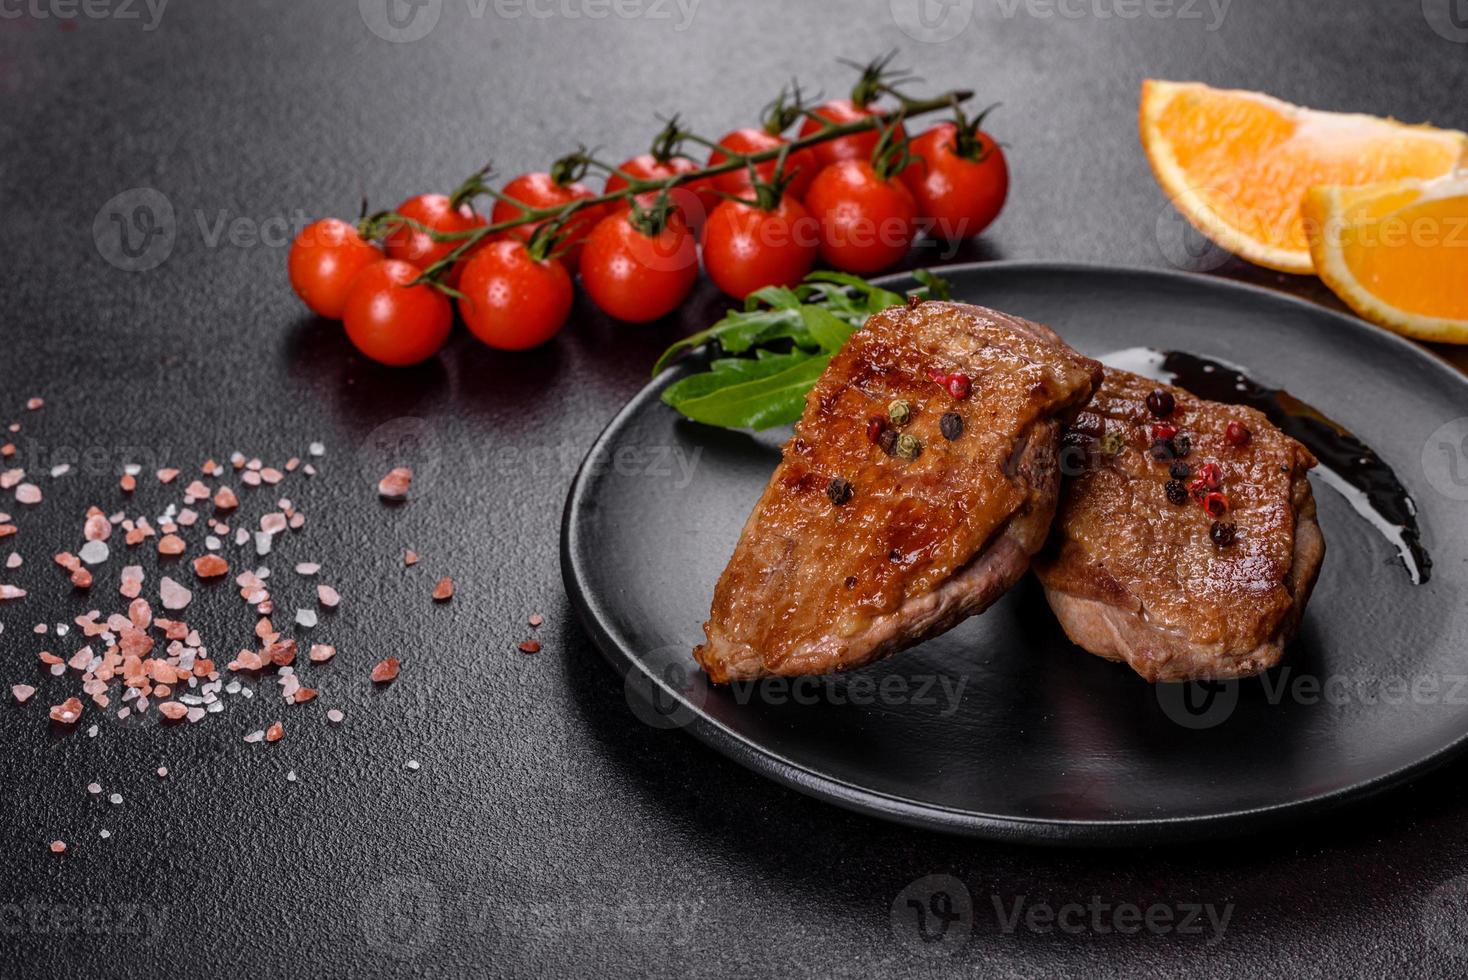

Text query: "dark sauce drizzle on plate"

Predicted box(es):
[1102, 347, 1431, 585]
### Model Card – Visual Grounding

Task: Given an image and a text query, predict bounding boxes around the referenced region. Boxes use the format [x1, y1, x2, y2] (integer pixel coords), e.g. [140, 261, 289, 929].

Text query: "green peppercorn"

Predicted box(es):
[895, 433, 922, 460]
[887, 399, 913, 427]
[1099, 432, 1124, 456]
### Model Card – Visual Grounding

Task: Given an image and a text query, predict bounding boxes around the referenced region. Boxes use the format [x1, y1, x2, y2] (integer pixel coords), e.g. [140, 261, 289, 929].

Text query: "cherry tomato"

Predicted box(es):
[707, 128, 817, 201]
[456, 239, 573, 351]
[287, 218, 382, 319]
[605, 154, 716, 235]
[579, 206, 698, 323]
[798, 100, 905, 169]
[904, 122, 1009, 240]
[383, 194, 488, 286]
[491, 172, 606, 273]
[803, 160, 917, 275]
[341, 260, 453, 367]
[701, 195, 819, 299]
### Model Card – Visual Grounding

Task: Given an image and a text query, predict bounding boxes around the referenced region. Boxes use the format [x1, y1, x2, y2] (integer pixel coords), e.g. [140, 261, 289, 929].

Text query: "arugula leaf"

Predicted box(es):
[662, 354, 831, 430]
[654, 268, 952, 430]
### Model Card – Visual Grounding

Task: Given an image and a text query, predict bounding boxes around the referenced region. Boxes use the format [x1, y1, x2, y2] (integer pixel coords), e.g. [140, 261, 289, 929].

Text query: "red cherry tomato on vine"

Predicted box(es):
[456, 239, 573, 351]
[605, 154, 716, 235]
[287, 218, 382, 319]
[579, 206, 698, 323]
[707, 128, 817, 201]
[803, 160, 918, 275]
[383, 194, 488, 287]
[341, 260, 453, 367]
[491, 172, 606, 273]
[904, 122, 1009, 240]
[797, 100, 905, 169]
[701, 195, 818, 300]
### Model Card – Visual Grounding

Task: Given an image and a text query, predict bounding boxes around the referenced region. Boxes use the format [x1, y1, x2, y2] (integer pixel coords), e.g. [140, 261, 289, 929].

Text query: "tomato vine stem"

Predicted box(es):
[408, 87, 974, 285]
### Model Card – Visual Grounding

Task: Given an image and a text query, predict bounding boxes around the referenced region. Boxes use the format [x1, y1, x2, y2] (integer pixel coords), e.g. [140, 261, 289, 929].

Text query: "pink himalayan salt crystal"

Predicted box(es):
[83, 514, 111, 541]
[12, 684, 35, 703]
[0, 470, 21, 489]
[156, 468, 179, 484]
[0, 584, 26, 600]
[259, 512, 287, 535]
[214, 486, 238, 510]
[378, 467, 412, 500]
[159, 576, 192, 611]
[26, 398, 43, 410]
[5, 553, 19, 569]
[157, 702, 187, 721]
[294, 562, 320, 576]
[307, 644, 335, 663]
[326, 709, 344, 724]
[317, 585, 340, 608]
[49, 697, 83, 724]
[14, 483, 41, 505]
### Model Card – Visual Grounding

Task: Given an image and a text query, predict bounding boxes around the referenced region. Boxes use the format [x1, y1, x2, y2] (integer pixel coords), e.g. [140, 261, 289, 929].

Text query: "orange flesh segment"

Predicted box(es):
[1336, 193, 1468, 320]
[1153, 87, 1464, 256]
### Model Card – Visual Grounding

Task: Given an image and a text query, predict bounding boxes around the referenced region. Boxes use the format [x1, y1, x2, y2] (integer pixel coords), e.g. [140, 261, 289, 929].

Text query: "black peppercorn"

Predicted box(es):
[877, 428, 898, 456]
[1150, 438, 1176, 461]
[1146, 389, 1176, 418]
[1169, 461, 1192, 481]
[1210, 521, 1237, 547]
[1173, 433, 1192, 458]
[826, 477, 853, 506]
[939, 412, 964, 440]
[1165, 480, 1188, 505]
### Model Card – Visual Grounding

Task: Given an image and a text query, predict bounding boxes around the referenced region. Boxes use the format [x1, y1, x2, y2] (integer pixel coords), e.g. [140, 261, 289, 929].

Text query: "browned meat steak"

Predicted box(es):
[1033, 367, 1325, 683]
[694, 301, 1102, 683]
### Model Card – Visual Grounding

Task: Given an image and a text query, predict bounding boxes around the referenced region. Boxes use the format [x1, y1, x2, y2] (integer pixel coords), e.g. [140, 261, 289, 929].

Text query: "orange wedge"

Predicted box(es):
[1140, 80, 1468, 274]
[1304, 171, 1468, 344]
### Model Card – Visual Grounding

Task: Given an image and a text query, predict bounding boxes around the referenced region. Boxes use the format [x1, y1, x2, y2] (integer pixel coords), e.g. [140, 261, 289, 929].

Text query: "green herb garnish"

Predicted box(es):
[655, 270, 951, 430]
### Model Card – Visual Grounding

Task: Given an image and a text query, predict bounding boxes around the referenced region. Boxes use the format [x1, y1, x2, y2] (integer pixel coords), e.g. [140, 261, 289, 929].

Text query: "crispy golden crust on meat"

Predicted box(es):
[1034, 367, 1324, 681]
[694, 301, 1102, 683]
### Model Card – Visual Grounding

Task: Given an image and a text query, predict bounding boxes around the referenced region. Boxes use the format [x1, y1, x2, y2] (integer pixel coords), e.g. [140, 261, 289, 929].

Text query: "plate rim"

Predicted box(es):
[560, 259, 1468, 846]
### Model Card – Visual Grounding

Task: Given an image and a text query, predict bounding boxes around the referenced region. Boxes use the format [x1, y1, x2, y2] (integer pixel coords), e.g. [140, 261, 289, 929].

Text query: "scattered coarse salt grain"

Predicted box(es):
[295, 609, 317, 629]
[26, 397, 43, 411]
[259, 512, 287, 536]
[6, 553, 19, 569]
[294, 562, 320, 576]
[157, 701, 187, 720]
[432, 577, 454, 602]
[78, 540, 109, 565]
[254, 531, 272, 556]
[308, 644, 335, 663]
[243, 729, 264, 744]
[405, 760, 420, 771]
[317, 584, 340, 608]
[12, 684, 35, 703]
[371, 658, 400, 683]
[87, 783, 101, 795]
[404, 550, 419, 566]
[157, 534, 185, 556]
[157, 468, 179, 484]
[518, 640, 541, 655]
[108, 793, 122, 805]
[99, 830, 111, 839]
[213, 486, 238, 511]
[49, 841, 65, 854]
[83, 514, 111, 541]
[49, 697, 82, 724]
[309, 442, 325, 457]
[50, 463, 70, 478]
[529, 613, 543, 627]
[326, 709, 344, 725]
[0, 584, 26, 601]
[192, 555, 228, 579]
[156, 767, 168, 778]
[377, 467, 412, 501]
[286, 770, 297, 782]
[120, 473, 136, 492]
[159, 576, 192, 611]
[265, 721, 284, 743]
[14, 483, 41, 505]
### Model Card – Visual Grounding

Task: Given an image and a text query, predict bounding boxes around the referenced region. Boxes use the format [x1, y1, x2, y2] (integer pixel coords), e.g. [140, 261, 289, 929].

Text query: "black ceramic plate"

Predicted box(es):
[560, 262, 1468, 845]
